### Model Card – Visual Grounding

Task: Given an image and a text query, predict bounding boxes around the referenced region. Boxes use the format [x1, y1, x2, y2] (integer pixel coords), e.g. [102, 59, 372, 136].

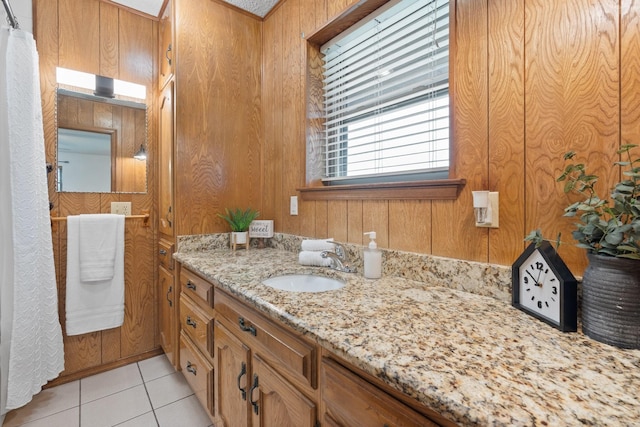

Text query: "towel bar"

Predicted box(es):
[50, 213, 150, 227]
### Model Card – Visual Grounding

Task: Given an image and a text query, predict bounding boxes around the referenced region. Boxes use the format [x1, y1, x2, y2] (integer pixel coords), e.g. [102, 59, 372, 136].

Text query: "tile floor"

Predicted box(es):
[2, 355, 213, 427]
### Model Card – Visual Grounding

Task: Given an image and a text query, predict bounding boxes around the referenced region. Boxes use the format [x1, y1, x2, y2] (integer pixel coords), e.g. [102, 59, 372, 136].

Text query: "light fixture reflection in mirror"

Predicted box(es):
[56, 89, 148, 193]
[134, 145, 147, 160]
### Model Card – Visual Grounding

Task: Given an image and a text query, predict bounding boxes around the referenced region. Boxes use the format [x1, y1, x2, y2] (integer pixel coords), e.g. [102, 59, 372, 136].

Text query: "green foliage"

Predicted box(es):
[217, 208, 260, 232]
[556, 144, 640, 259]
[524, 229, 562, 249]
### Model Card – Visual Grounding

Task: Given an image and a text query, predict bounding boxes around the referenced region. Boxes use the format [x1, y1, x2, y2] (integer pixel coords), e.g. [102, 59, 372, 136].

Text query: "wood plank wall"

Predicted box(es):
[262, 0, 639, 275]
[174, 0, 263, 235]
[34, 0, 158, 378]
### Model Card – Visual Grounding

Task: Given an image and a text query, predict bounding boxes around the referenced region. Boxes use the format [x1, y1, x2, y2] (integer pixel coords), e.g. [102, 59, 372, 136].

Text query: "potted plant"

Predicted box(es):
[217, 208, 260, 249]
[530, 144, 639, 349]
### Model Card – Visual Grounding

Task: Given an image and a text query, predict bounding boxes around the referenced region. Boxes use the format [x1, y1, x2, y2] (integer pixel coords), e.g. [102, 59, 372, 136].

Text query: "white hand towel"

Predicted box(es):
[66, 215, 125, 336]
[79, 214, 121, 282]
[300, 238, 335, 252]
[299, 251, 333, 267]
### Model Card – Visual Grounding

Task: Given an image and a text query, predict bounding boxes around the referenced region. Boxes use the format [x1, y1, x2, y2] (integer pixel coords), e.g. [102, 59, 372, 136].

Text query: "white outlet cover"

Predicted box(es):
[290, 196, 298, 216]
[111, 202, 131, 216]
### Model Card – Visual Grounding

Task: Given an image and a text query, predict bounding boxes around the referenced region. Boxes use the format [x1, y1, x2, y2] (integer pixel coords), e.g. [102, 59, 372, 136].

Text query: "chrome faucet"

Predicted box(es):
[321, 242, 356, 273]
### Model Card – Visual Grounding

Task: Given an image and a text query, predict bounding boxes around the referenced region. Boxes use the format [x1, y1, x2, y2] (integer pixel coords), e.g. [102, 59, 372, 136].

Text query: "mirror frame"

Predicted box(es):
[55, 88, 148, 194]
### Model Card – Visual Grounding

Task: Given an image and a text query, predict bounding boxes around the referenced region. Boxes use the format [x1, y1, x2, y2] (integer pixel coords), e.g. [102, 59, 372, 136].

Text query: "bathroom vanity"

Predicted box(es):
[173, 245, 640, 426]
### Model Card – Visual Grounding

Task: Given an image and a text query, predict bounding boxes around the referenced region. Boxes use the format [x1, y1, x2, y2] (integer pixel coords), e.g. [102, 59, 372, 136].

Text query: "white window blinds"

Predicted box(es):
[322, 0, 449, 182]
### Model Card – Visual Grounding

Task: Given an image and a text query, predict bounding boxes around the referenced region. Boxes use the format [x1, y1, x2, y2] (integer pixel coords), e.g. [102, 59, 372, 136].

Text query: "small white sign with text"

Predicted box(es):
[249, 220, 274, 238]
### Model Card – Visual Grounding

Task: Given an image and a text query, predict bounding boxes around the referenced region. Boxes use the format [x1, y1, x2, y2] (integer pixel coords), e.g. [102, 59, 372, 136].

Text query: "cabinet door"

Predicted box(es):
[158, 0, 173, 89]
[158, 266, 175, 365]
[322, 358, 438, 427]
[159, 82, 174, 236]
[250, 354, 317, 427]
[214, 321, 251, 427]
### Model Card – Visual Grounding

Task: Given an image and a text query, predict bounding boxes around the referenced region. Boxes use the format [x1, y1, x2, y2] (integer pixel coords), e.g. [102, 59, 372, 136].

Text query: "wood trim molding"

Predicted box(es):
[298, 179, 466, 201]
[306, 0, 391, 45]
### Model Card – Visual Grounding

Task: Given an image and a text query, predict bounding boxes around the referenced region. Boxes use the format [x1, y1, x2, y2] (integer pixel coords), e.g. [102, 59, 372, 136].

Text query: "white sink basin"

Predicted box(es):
[262, 274, 345, 293]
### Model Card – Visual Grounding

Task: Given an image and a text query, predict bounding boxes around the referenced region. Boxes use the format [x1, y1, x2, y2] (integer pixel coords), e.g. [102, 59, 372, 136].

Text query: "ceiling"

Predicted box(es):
[109, 0, 280, 18]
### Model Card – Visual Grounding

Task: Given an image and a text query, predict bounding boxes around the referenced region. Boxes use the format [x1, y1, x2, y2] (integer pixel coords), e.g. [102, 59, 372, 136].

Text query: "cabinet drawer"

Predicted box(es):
[180, 296, 213, 359]
[214, 288, 317, 389]
[179, 332, 214, 415]
[158, 240, 174, 270]
[180, 267, 213, 307]
[322, 358, 438, 427]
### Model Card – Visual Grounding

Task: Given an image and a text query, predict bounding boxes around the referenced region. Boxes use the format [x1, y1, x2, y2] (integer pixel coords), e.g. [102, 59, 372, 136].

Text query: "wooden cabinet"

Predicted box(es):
[180, 331, 214, 414]
[158, 82, 174, 237]
[250, 354, 317, 427]
[214, 289, 316, 390]
[214, 286, 319, 427]
[321, 357, 438, 427]
[158, 0, 173, 89]
[178, 266, 216, 422]
[158, 256, 176, 366]
[214, 320, 251, 427]
[178, 263, 443, 427]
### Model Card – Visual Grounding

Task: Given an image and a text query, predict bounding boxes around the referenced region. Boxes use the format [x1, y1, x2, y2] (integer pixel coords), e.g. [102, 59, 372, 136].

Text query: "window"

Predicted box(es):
[321, 0, 449, 184]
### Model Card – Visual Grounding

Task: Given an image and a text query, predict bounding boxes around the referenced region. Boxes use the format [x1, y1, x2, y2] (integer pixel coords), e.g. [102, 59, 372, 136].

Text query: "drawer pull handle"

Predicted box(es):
[165, 43, 172, 66]
[159, 249, 167, 256]
[186, 361, 197, 375]
[237, 362, 247, 401]
[186, 281, 196, 291]
[166, 286, 173, 307]
[186, 316, 197, 328]
[238, 317, 257, 336]
[249, 374, 259, 415]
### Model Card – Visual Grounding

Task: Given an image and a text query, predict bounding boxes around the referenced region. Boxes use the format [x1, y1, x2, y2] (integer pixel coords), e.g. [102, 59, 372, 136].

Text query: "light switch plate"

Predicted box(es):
[111, 202, 131, 216]
[290, 196, 298, 216]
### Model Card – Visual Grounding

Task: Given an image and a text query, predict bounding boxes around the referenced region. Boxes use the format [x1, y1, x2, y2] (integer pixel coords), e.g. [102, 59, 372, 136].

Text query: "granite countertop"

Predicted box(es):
[174, 247, 640, 427]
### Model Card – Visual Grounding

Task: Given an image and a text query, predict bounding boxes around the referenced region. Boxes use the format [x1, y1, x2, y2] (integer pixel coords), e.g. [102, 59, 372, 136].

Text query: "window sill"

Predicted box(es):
[298, 179, 466, 201]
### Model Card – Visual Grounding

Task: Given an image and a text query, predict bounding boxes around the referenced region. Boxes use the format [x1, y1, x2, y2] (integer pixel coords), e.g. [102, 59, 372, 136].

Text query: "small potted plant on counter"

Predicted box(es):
[217, 208, 260, 250]
[531, 144, 639, 349]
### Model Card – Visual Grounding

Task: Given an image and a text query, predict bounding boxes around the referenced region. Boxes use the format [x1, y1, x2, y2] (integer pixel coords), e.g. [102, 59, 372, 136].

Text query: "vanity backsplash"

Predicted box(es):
[176, 233, 513, 302]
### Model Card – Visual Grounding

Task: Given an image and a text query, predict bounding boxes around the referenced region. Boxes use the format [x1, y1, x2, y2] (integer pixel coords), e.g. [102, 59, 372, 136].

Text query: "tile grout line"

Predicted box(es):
[137, 361, 160, 427]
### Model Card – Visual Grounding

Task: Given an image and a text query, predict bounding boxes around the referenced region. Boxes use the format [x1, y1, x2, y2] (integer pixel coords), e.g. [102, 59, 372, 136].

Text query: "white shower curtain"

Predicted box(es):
[0, 25, 64, 414]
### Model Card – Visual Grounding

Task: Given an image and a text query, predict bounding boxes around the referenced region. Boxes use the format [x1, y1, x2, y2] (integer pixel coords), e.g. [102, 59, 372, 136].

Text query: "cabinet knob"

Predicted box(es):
[186, 281, 196, 291]
[186, 361, 197, 375]
[186, 316, 197, 328]
[159, 249, 167, 256]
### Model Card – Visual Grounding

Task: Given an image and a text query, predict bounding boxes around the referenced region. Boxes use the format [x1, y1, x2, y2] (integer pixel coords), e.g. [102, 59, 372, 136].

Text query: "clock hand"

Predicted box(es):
[536, 264, 543, 286]
[525, 269, 540, 286]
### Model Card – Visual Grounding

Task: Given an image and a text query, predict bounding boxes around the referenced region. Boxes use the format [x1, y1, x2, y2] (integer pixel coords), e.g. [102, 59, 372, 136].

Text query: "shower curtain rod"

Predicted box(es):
[2, 0, 19, 29]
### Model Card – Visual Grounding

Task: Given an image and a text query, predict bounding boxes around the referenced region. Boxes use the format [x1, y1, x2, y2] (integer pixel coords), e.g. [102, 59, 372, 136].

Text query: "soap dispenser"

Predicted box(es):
[363, 231, 382, 279]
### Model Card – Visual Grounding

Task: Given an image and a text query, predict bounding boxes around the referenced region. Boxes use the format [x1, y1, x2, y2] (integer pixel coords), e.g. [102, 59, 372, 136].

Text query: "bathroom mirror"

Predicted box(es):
[56, 89, 147, 193]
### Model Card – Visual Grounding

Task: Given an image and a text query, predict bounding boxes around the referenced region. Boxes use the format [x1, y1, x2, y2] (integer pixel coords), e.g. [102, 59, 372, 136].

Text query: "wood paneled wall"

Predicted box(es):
[174, 0, 262, 235]
[34, 0, 159, 378]
[262, 0, 640, 275]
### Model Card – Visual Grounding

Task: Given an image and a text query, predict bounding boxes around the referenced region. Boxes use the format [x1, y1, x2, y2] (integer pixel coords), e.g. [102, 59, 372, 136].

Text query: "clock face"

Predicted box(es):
[518, 250, 560, 324]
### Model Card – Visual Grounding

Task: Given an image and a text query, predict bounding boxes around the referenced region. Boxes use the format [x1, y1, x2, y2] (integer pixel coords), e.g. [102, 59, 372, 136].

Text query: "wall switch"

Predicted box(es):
[290, 196, 298, 216]
[111, 202, 131, 216]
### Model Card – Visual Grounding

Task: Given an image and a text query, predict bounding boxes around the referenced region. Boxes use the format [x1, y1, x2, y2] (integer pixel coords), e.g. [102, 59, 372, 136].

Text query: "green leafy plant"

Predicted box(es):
[217, 208, 260, 232]
[524, 229, 562, 249]
[554, 144, 640, 259]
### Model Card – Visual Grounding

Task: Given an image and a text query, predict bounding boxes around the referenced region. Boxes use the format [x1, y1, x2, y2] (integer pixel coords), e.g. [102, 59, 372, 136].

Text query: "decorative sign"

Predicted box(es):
[249, 220, 274, 238]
